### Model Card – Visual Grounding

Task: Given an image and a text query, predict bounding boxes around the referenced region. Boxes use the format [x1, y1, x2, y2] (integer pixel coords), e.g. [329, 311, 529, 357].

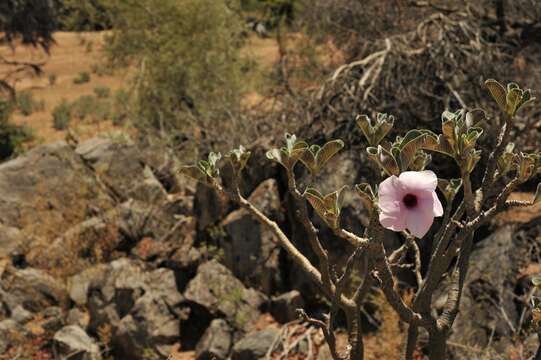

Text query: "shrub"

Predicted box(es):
[73, 71, 91, 85]
[52, 99, 71, 130]
[92, 100, 111, 122]
[16, 91, 35, 116]
[48, 73, 57, 86]
[103, 0, 245, 141]
[70, 95, 97, 120]
[94, 86, 110, 98]
[0, 98, 34, 160]
[180, 80, 541, 360]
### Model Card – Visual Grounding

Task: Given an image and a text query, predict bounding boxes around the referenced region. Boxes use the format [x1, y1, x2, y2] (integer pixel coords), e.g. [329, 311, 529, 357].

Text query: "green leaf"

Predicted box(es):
[179, 165, 208, 183]
[506, 87, 523, 116]
[398, 130, 426, 170]
[465, 109, 486, 128]
[441, 119, 457, 151]
[437, 178, 462, 201]
[208, 152, 221, 168]
[465, 149, 482, 173]
[409, 151, 432, 171]
[304, 187, 327, 221]
[485, 79, 507, 111]
[355, 183, 375, 211]
[532, 275, 541, 287]
[225, 146, 251, 175]
[356, 113, 394, 146]
[461, 127, 483, 152]
[367, 145, 400, 176]
[315, 139, 344, 170]
[303, 186, 346, 228]
[422, 132, 454, 157]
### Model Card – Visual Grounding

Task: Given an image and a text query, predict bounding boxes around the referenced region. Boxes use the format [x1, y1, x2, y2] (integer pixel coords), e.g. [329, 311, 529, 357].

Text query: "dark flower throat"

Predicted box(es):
[403, 193, 417, 208]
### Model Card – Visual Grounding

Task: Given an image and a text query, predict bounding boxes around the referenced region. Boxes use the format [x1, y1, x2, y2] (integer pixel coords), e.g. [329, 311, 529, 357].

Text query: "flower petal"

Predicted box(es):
[432, 192, 444, 217]
[405, 198, 435, 238]
[379, 208, 407, 232]
[378, 175, 403, 213]
[399, 170, 438, 193]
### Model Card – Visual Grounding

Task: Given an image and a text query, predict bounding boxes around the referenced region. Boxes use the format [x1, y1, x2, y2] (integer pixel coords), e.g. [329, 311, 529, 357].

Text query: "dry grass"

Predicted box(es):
[0, 32, 128, 144]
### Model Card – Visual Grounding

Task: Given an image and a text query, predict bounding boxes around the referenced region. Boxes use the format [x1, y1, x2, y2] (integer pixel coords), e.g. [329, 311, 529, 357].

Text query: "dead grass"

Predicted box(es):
[0, 32, 129, 144]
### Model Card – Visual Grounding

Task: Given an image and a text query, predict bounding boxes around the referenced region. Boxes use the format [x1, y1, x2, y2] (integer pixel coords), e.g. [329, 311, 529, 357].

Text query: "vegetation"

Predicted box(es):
[52, 99, 71, 130]
[181, 80, 541, 360]
[94, 86, 110, 99]
[102, 0, 246, 144]
[72, 71, 91, 85]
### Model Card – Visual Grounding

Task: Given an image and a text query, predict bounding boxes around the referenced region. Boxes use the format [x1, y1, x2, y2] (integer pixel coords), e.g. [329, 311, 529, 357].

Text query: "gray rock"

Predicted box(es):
[0, 141, 115, 257]
[76, 138, 167, 203]
[0, 319, 25, 354]
[10, 305, 33, 324]
[231, 327, 279, 360]
[270, 290, 304, 323]
[220, 179, 282, 294]
[83, 259, 183, 359]
[53, 325, 101, 360]
[68, 264, 109, 306]
[42, 306, 65, 332]
[2, 267, 69, 312]
[449, 225, 519, 353]
[195, 319, 233, 360]
[66, 308, 89, 328]
[0, 224, 25, 259]
[184, 260, 266, 331]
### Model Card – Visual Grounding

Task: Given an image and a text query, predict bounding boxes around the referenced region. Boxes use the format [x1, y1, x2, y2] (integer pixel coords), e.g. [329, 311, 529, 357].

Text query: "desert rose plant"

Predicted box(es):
[181, 80, 541, 359]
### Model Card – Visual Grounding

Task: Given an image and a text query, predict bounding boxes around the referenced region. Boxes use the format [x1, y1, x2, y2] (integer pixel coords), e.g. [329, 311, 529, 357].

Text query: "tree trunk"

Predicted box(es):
[346, 307, 364, 360]
[404, 324, 418, 360]
[427, 331, 447, 360]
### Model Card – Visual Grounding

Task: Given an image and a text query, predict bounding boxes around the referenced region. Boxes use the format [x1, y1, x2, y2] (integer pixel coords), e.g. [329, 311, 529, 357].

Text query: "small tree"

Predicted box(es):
[181, 80, 540, 359]
[103, 0, 245, 142]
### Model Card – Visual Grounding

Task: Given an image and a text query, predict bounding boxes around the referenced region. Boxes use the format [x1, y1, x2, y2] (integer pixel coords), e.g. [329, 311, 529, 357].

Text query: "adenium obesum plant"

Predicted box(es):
[180, 80, 541, 359]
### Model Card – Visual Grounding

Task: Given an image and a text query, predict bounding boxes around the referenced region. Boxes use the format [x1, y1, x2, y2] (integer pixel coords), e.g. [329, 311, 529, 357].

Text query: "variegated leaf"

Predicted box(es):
[485, 79, 507, 112]
[303, 188, 327, 221]
[315, 139, 344, 171]
[179, 165, 208, 183]
[355, 183, 375, 210]
[367, 145, 400, 176]
[506, 87, 523, 116]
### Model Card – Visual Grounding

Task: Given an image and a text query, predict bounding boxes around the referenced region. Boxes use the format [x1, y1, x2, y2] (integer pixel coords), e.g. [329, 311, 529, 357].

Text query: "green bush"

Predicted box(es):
[16, 92, 35, 116]
[0, 98, 34, 159]
[73, 71, 91, 85]
[48, 73, 57, 86]
[93, 100, 111, 122]
[71, 95, 97, 120]
[94, 86, 110, 98]
[103, 0, 245, 137]
[52, 99, 71, 130]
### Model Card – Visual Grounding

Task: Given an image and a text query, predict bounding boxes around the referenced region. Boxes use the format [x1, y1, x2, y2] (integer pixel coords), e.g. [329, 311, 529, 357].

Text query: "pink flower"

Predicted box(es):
[378, 170, 443, 238]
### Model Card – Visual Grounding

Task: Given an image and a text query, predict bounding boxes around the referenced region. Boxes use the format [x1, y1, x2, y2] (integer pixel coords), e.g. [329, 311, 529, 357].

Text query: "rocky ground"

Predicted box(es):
[0, 135, 540, 359]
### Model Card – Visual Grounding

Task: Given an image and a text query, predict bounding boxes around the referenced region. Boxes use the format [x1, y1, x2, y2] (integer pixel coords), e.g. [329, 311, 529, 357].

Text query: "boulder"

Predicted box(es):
[1, 267, 69, 312]
[82, 259, 183, 359]
[184, 260, 266, 331]
[270, 290, 305, 323]
[0, 224, 25, 259]
[76, 138, 168, 203]
[0, 319, 26, 354]
[0, 141, 114, 243]
[220, 179, 283, 294]
[53, 325, 101, 360]
[195, 319, 233, 360]
[449, 225, 520, 353]
[231, 327, 279, 360]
